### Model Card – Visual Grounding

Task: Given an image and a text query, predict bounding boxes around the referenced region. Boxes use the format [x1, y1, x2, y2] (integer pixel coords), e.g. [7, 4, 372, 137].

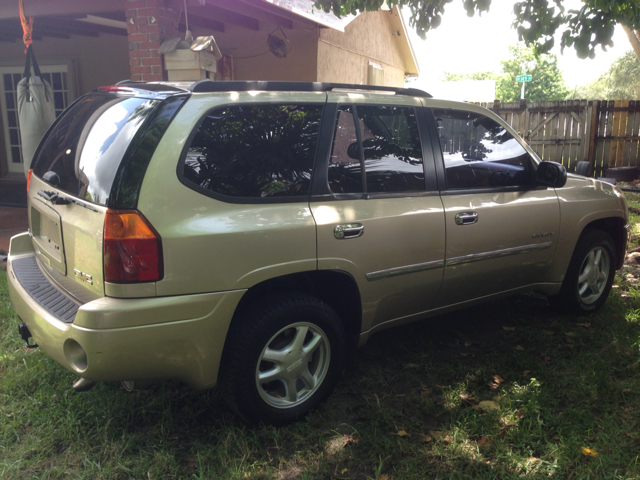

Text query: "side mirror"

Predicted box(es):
[536, 161, 567, 188]
[347, 142, 360, 160]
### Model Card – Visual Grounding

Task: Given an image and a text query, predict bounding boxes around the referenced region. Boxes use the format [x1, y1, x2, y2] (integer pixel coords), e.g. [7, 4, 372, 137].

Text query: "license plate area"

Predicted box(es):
[31, 201, 66, 275]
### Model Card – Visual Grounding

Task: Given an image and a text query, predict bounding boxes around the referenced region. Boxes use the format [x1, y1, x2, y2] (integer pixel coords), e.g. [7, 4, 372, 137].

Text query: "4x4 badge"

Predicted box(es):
[74, 269, 93, 285]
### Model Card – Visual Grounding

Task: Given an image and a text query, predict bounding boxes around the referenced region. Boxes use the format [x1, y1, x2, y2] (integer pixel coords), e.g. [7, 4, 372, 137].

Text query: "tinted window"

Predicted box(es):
[328, 105, 424, 194]
[33, 95, 158, 206]
[434, 109, 532, 190]
[182, 104, 323, 199]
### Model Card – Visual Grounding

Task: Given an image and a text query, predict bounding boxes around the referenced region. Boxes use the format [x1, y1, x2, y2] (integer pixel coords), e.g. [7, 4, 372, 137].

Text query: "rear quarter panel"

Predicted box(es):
[137, 92, 324, 297]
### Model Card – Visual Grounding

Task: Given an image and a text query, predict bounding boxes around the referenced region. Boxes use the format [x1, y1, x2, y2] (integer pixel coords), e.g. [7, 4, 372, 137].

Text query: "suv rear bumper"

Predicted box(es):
[7, 233, 245, 390]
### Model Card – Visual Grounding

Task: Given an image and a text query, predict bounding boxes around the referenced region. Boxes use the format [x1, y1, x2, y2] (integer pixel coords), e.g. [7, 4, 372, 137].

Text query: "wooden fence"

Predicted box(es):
[474, 100, 640, 177]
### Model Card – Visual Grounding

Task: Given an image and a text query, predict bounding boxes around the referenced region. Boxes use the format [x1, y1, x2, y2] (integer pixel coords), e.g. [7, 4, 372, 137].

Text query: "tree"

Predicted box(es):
[567, 50, 640, 99]
[442, 45, 568, 102]
[314, 0, 640, 60]
[496, 45, 568, 102]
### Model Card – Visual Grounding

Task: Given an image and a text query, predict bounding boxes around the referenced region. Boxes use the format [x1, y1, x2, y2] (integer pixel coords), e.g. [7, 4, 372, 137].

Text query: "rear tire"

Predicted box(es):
[220, 292, 347, 425]
[552, 230, 616, 315]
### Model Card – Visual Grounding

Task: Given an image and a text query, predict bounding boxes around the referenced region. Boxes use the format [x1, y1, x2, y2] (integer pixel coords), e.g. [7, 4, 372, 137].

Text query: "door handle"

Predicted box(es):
[455, 212, 478, 225]
[334, 223, 364, 239]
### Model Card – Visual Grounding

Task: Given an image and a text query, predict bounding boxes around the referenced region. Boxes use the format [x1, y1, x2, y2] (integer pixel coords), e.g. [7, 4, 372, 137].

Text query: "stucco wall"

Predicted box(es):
[188, 23, 318, 82]
[317, 10, 406, 87]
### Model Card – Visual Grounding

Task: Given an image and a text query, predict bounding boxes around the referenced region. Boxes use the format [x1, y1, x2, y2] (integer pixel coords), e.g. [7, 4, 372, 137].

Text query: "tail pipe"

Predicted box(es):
[18, 323, 37, 348]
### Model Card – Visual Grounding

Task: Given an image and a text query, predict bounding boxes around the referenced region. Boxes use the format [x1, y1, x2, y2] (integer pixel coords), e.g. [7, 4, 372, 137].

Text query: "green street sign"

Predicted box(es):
[516, 75, 532, 82]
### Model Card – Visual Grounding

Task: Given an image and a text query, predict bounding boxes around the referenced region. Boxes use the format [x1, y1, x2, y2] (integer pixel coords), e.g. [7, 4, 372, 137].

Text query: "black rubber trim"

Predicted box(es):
[12, 257, 80, 324]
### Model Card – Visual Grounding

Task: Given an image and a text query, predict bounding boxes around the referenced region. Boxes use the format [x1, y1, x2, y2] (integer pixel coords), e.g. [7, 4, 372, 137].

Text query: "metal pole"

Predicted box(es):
[520, 64, 526, 100]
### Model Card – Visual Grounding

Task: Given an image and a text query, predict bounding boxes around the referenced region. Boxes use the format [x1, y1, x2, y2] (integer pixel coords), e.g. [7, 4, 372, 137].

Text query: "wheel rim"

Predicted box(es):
[255, 322, 330, 409]
[577, 246, 611, 305]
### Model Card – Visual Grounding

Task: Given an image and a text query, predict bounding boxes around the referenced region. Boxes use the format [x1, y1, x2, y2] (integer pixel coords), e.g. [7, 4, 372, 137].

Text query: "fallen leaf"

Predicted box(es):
[515, 409, 525, 419]
[417, 433, 432, 442]
[577, 322, 591, 328]
[523, 370, 531, 377]
[396, 430, 409, 437]
[502, 421, 516, 427]
[515, 345, 525, 351]
[459, 393, 478, 405]
[476, 400, 500, 412]
[626, 432, 638, 439]
[580, 447, 598, 457]
[429, 430, 452, 443]
[464, 341, 472, 347]
[492, 375, 505, 384]
[378, 475, 389, 480]
[419, 387, 432, 395]
[542, 330, 554, 335]
[542, 355, 551, 363]
[565, 331, 576, 337]
[341, 468, 348, 474]
[503, 326, 516, 331]
[478, 436, 492, 446]
[404, 363, 419, 369]
[527, 457, 540, 463]
[566, 337, 575, 344]
[624, 388, 631, 392]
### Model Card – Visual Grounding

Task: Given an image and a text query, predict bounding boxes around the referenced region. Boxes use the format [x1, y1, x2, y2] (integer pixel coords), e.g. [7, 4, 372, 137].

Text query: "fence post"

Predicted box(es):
[587, 100, 599, 174]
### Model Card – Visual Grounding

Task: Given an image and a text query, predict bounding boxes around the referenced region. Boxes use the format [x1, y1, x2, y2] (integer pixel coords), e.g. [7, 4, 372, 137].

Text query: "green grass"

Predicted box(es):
[2, 209, 640, 479]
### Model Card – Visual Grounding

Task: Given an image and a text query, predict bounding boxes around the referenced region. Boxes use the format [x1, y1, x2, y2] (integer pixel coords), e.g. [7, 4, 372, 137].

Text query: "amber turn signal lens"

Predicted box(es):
[103, 210, 163, 283]
[26, 169, 33, 193]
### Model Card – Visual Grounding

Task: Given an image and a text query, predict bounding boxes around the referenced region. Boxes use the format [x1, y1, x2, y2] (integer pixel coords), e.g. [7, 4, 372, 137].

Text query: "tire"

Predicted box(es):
[552, 230, 616, 315]
[575, 160, 592, 177]
[219, 292, 347, 425]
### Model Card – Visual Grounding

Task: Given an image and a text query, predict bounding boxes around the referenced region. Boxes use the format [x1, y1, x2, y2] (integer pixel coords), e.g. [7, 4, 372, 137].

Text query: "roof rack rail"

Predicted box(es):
[188, 80, 431, 97]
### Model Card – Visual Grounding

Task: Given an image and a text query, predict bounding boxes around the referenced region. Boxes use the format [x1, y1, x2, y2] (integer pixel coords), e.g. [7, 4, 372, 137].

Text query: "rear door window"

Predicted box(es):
[181, 104, 323, 200]
[328, 105, 425, 194]
[33, 94, 158, 206]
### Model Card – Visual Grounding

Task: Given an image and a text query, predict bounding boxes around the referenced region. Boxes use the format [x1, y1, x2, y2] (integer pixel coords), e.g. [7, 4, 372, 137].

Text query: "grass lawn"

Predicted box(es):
[2, 196, 640, 479]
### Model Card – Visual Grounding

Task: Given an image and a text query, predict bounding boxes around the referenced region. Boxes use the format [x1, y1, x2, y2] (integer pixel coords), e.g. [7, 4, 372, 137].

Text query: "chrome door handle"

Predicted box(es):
[334, 223, 364, 239]
[455, 212, 478, 225]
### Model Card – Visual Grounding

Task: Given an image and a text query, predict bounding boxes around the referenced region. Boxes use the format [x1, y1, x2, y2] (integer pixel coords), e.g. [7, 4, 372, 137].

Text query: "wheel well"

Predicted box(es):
[233, 271, 362, 349]
[583, 217, 628, 269]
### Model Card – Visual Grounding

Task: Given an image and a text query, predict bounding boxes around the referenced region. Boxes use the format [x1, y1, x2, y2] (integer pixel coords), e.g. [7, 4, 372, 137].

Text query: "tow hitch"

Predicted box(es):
[18, 323, 38, 348]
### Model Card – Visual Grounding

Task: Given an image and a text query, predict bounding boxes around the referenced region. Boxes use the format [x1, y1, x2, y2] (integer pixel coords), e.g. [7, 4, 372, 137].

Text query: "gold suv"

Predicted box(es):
[7, 81, 628, 424]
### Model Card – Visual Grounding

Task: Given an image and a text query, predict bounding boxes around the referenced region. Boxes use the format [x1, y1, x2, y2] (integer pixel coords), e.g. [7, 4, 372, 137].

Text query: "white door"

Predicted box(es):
[0, 64, 74, 174]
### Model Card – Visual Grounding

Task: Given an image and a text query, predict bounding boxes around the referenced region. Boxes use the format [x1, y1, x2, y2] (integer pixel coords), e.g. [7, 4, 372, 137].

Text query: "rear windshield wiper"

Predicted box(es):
[37, 190, 98, 212]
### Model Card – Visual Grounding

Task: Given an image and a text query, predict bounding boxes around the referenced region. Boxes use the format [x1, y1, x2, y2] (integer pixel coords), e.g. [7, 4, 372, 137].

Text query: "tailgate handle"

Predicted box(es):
[455, 212, 478, 225]
[334, 223, 364, 239]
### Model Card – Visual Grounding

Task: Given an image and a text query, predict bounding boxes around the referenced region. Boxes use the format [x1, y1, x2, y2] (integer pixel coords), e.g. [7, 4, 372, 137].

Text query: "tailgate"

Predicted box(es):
[29, 175, 107, 301]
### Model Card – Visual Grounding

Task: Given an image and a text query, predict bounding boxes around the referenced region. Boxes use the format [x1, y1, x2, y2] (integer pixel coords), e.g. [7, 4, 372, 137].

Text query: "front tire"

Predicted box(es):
[553, 229, 616, 314]
[220, 292, 347, 425]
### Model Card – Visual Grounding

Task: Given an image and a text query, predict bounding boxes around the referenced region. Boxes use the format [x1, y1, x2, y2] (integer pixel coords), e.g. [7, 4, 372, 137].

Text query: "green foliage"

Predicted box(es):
[313, 0, 640, 59]
[567, 50, 640, 99]
[442, 45, 568, 102]
[496, 45, 569, 102]
[442, 71, 496, 82]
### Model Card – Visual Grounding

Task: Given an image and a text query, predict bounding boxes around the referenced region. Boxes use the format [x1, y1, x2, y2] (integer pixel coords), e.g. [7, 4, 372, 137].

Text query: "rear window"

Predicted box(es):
[33, 94, 159, 206]
[181, 104, 323, 200]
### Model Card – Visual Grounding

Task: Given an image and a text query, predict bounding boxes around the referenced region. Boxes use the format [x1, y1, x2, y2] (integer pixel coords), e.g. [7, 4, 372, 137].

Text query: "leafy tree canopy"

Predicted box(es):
[567, 50, 640, 99]
[313, 0, 640, 59]
[442, 45, 568, 102]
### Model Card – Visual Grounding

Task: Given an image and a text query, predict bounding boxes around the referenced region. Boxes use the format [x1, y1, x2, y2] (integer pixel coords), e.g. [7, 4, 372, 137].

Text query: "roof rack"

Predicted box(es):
[188, 80, 431, 98]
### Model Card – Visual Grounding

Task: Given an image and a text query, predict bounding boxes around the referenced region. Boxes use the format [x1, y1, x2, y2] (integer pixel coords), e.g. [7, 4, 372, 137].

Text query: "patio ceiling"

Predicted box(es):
[0, 0, 318, 42]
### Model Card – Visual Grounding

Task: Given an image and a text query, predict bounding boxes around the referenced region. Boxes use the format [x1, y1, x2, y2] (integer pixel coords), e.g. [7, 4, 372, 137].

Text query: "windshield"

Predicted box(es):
[33, 94, 158, 206]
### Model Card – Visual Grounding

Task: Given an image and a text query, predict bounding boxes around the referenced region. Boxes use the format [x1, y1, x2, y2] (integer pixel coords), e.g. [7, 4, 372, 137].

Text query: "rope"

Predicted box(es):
[18, 0, 33, 53]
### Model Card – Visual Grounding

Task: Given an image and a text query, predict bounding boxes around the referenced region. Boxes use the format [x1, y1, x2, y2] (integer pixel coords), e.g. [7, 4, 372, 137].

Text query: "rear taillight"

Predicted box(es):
[26, 169, 32, 193]
[103, 210, 163, 283]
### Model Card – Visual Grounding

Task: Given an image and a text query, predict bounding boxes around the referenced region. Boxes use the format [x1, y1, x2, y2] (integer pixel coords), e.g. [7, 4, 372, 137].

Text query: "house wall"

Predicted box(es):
[0, 33, 129, 95]
[317, 10, 406, 87]
[187, 23, 319, 82]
